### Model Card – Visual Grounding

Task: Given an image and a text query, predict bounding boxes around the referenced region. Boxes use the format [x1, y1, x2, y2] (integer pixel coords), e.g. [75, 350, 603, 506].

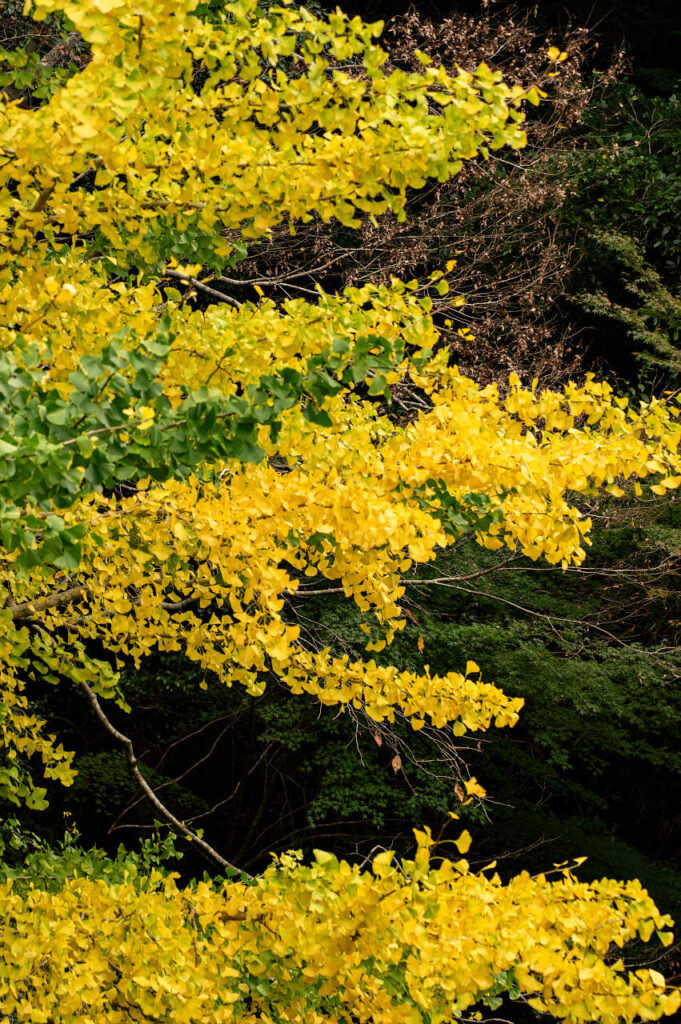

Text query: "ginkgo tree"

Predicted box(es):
[1, 0, 681, 1021]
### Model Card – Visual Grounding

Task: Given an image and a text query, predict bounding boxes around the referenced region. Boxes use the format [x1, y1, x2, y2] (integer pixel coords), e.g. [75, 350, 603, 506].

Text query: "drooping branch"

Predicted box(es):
[78, 678, 248, 878]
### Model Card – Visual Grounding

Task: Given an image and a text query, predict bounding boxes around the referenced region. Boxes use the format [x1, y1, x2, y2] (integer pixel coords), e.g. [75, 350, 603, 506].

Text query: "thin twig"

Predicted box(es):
[164, 268, 242, 308]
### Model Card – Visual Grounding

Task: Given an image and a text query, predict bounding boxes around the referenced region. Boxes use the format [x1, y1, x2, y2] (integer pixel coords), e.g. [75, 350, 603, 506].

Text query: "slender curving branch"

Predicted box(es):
[78, 678, 248, 878]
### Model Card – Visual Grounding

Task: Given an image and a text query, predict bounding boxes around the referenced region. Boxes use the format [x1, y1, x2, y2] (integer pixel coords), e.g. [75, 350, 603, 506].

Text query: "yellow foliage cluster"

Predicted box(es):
[2, 353, 680, 795]
[1, 0, 681, 1018]
[0, 0, 540, 800]
[1, 836, 680, 1024]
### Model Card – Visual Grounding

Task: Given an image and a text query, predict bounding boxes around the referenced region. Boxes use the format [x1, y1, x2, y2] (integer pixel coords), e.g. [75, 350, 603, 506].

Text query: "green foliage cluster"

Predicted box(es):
[0, 815, 182, 892]
[0, 1, 87, 105]
[567, 85, 681, 275]
[0, 323, 403, 567]
[576, 232, 681, 380]
[560, 83, 681, 383]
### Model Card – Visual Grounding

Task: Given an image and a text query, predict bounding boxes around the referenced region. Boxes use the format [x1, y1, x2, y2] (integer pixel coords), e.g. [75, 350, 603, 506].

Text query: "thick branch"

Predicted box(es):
[9, 585, 87, 621]
[9, 585, 200, 621]
[78, 678, 248, 878]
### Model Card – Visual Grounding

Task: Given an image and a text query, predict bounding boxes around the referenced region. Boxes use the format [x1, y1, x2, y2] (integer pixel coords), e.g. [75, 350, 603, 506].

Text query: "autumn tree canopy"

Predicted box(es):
[1, 0, 681, 1021]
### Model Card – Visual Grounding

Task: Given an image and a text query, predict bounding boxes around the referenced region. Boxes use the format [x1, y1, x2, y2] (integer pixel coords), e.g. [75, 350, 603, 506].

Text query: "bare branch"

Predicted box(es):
[78, 678, 248, 877]
[163, 268, 242, 308]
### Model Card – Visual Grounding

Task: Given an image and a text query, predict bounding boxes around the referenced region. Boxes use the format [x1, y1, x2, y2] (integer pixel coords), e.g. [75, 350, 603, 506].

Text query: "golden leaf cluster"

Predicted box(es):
[1, 839, 679, 1024]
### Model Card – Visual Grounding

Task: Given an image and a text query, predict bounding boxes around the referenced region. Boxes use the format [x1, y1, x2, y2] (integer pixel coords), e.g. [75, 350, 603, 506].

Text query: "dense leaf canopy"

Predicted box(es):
[1, 0, 680, 1021]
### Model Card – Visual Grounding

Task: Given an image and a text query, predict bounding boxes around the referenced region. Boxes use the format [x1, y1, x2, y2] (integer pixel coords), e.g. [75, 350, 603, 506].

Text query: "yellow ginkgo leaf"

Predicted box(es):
[454, 830, 472, 854]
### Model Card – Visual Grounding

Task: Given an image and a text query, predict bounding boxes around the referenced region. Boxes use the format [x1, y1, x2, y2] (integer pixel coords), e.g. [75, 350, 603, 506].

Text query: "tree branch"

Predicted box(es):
[163, 268, 242, 308]
[9, 584, 202, 621]
[9, 585, 87, 621]
[78, 678, 248, 877]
